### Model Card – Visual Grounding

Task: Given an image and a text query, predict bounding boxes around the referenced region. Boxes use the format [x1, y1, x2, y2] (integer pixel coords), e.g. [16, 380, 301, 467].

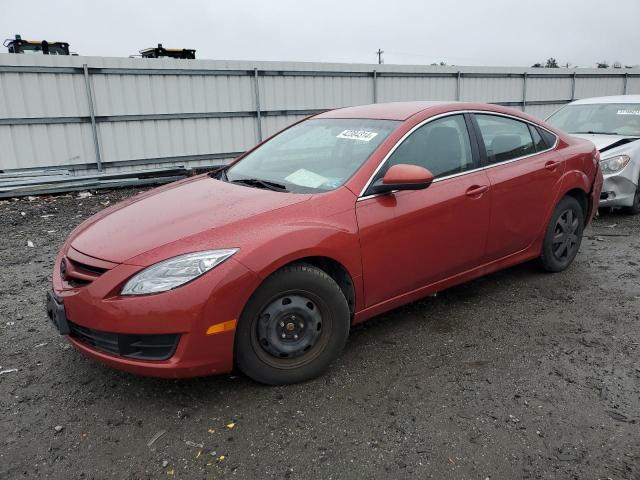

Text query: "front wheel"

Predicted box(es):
[539, 196, 585, 272]
[623, 178, 640, 215]
[234, 263, 350, 385]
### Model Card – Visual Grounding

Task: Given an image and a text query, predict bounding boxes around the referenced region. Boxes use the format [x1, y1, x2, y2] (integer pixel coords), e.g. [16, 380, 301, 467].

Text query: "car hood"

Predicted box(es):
[69, 175, 311, 264]
[571, 133, 640, 153]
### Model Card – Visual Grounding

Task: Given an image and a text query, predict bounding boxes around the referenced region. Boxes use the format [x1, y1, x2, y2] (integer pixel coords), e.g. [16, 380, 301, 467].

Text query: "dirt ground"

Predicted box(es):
[0, 186, 638, 480]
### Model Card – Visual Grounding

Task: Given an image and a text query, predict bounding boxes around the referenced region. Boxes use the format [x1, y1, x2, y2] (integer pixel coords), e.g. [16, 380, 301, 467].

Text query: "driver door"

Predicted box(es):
[356, 114, 492, 307]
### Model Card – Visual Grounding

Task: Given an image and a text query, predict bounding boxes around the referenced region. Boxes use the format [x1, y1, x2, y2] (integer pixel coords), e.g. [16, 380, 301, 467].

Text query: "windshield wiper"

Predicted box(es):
[230, 178, 289, 192]
[208, 165, 229, 181]
[571, 130, 618, 135]
[211, 167, 288, 192]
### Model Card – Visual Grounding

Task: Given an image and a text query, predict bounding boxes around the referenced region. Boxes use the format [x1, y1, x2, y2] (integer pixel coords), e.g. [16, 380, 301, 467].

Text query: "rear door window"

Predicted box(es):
[474, 114, 536, 164]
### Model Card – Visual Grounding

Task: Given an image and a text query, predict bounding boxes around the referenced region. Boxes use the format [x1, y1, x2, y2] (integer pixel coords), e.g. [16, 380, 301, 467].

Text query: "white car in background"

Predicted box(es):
[547, 95, 640, 214]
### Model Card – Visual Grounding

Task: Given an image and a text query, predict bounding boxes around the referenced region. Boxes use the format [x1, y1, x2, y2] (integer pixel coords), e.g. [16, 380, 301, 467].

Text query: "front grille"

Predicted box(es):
[69, 321, 180, 361]
[63, 258, 108, 287]
[62, 249, 114, 288]
[69, 259, 108, 276]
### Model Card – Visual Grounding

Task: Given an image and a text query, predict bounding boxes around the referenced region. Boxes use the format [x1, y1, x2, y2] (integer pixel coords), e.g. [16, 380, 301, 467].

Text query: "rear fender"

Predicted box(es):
[539, 168, 591, 239]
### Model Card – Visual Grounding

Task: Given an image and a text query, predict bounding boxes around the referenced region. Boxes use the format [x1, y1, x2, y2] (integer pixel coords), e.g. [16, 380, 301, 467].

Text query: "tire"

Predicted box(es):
[623, 177, 640, 215]
[234, 263, 350, 385]
[539, 196, 585, 272]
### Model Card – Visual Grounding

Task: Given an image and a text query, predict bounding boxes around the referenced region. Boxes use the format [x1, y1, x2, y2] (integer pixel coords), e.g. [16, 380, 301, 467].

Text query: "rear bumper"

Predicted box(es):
[51, 252, 260, 378]
[599, 173, 637, 207]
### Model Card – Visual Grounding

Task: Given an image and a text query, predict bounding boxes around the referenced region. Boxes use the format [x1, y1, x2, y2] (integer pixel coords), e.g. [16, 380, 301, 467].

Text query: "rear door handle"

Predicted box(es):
[465, 185, 489, 197]
[544, 161, 560, 171]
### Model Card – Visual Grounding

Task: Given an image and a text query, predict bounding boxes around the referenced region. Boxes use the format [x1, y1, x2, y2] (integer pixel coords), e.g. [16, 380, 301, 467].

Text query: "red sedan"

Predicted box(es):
[47, 102, 603, 384]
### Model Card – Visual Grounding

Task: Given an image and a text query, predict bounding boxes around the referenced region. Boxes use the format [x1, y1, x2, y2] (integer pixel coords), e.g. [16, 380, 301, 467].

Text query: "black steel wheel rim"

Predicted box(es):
[253, 292, 329, 368]
[552, 208, 579, 261]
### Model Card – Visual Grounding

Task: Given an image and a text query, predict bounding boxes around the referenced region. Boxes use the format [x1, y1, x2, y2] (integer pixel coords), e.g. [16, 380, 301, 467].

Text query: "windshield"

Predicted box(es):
[547, 103, 640, 136]
[226, 118, 400, 193]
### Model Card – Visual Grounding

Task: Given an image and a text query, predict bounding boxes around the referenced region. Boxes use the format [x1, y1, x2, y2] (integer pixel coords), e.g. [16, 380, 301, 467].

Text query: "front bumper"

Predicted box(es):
[51, 249, 259, 378]
[599, 173, 638, 207]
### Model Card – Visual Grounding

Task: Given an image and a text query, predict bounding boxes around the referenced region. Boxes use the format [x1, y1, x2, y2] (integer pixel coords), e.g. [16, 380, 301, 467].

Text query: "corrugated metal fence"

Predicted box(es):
[2, 54, 639, 174]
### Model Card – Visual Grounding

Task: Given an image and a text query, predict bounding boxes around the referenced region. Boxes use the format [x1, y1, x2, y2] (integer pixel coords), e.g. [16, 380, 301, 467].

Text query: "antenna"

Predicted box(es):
[376, 48, 384, 65]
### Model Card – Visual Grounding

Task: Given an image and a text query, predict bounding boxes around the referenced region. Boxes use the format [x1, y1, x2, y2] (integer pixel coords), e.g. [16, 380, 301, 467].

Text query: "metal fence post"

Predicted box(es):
[522, 72, 527, 112]
[253, 67, 263, 142]
[456, 71, 461, 101]
[372, 70, 378, 103]
[571, 72, 576, 101]
[82, 64, 102, 172]
[623, 72, 628, 94]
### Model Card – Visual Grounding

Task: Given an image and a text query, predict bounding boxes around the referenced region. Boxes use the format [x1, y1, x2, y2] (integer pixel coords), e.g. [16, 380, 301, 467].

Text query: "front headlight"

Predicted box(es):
[600, 154, 630, 174]
[121, 249, 238, 295]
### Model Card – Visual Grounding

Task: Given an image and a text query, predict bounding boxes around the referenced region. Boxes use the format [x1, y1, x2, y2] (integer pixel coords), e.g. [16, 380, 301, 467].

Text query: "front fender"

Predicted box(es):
[235, 221, 364, 312]
[239, 225, 361, 278]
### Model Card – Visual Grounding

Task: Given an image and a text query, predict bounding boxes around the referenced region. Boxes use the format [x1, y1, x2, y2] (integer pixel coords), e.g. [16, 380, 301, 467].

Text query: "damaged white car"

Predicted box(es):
[547, 95, 640, 214]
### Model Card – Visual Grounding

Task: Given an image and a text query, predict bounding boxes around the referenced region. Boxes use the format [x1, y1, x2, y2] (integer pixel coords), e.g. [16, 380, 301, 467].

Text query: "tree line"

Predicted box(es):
[531, 58, 637, 69]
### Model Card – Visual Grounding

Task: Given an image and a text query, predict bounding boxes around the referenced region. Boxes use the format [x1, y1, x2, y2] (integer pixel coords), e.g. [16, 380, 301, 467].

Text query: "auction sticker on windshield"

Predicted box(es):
[617, 109, 640, 116]
[337, 130, 379, 141]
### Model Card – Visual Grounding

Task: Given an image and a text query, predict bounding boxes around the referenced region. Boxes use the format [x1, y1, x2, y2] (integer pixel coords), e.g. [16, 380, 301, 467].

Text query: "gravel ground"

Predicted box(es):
[0, 187, 639, 479]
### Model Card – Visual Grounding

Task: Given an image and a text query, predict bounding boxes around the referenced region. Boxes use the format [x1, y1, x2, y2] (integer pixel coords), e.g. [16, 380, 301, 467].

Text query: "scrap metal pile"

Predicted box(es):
[0, 166, 191, 198]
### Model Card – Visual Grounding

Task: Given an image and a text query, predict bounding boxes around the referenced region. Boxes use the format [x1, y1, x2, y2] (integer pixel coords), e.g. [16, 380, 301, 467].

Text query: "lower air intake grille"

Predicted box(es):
[69, 321, 180, 361]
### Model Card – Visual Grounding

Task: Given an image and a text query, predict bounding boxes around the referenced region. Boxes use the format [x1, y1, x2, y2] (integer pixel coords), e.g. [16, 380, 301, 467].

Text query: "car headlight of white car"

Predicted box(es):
[600, 154, 631, 174]
[121, 249, 238, 295]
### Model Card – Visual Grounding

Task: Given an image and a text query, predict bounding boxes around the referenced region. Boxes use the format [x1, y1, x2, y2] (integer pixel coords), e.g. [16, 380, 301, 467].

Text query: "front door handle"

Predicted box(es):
[544, 161, 560, 171]
[465, 185, 489, 197]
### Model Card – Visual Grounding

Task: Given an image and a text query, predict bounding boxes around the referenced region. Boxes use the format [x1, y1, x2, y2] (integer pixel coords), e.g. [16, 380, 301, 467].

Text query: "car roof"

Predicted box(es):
[570, 95, 640, 105]
[315, 101, 452, 120]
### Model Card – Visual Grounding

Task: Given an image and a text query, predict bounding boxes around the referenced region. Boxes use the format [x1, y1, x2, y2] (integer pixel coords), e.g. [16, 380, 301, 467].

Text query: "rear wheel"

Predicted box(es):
[234, 263, 350, 385]
[540, 196, 584, 272]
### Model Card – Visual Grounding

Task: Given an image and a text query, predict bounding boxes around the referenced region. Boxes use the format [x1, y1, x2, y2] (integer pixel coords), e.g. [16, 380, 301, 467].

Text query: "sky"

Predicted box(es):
[1, 0, 639, 67]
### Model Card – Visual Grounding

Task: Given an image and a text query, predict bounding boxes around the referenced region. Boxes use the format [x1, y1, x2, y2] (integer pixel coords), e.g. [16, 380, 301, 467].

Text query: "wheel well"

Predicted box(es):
[565, 188, 589, 222]
[288, 256, 356, 318]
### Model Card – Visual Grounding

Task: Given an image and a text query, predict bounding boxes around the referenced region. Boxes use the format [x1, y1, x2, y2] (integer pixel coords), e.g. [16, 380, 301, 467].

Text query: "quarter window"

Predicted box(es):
[374, 115, 474, 184]
[475, 114, 536, 164]
[538, 128, 557, 149]
[529, 125, 547, 152]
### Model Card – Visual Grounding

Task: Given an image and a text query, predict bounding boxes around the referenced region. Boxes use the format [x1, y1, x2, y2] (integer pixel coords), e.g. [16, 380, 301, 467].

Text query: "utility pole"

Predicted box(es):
[376, 48, 384, 65]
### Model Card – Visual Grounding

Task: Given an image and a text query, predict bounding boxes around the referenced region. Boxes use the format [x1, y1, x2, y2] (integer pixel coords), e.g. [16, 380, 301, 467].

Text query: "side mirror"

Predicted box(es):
[371, 164, 434, 194]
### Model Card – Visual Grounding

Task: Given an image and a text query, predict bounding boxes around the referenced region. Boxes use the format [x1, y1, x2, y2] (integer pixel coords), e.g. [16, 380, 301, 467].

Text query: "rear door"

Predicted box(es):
[471, 113, 563, 261]
[356, 114, 491, 307]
